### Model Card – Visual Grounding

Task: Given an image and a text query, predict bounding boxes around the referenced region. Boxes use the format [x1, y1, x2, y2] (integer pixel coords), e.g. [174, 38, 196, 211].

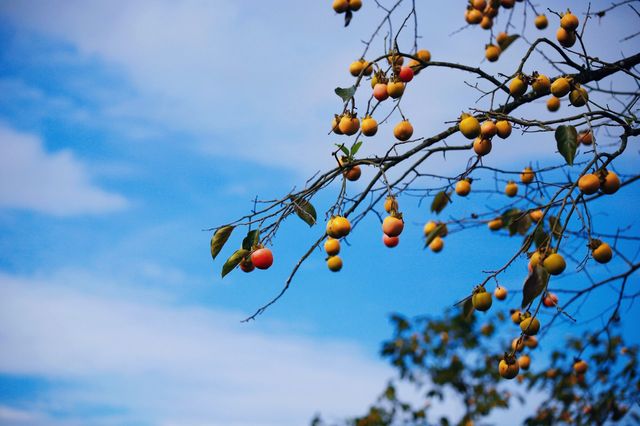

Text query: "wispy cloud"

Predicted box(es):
[0, 124, 127, 216]
[0, 1, 368, 176]
[0, 270, 389, 425]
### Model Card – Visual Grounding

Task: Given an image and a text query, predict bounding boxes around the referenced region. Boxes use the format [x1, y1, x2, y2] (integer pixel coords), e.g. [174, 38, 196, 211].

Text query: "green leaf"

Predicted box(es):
[210, 225, 234, 260]
[292, 197, 317, 227]
[390, 314, 410, 331]
[344, 9, 352, 27]
[555, 125, 578, 165]
[508, 217, 520, 236]
[548, 216, 562, 240]
[501, 208, 520, 222]
[462, 298, 474, 320]
[335, 143, 350, 157]
[335, 85, 356, 102]
[384, 384, 396, 400]
[221, 248, 249, 278]
[424, 224, 447, 247]
[350, 140, 363, 157]
[521, 265, 549, 309]
[533, 226, 549, 248]
[431, 191, 451, 214]
[242, 229, 260, 251]
[501, 208, 524, 235]
[515, 213, 532, 236]
[522, 233, 534, 253]
[497, 34, 520, 52]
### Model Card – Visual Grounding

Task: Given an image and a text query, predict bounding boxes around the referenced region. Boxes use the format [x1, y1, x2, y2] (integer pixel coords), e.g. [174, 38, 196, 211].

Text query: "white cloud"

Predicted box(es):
[0, 1, 549, 179]
[0, 406, 40, 423]
[0, 0, 347, 175]
[0, 124, 127, 216]
[0, 0, 632, 180]
[0, 270, 389, 426]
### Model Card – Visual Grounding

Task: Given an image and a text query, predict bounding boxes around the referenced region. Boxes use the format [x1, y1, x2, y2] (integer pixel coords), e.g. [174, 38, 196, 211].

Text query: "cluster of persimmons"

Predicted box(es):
[319, 1, 623, 380]
[209, 1, 632, 387]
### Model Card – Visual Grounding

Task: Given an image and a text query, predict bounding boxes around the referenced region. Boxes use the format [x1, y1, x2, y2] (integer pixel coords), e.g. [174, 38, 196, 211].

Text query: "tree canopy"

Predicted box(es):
[210, 1, 640, 423]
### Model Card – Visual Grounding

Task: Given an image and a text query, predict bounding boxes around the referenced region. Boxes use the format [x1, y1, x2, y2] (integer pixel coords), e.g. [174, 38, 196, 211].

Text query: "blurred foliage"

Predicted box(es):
[313, 308, 639, 425]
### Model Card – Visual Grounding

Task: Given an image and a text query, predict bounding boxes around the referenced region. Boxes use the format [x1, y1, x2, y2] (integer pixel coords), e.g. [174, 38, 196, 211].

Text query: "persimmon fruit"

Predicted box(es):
[480, 120, 498, 138]
[326, 216, 351, 238]
[429, 236, 444, 253]
[560, 10, 579, 31]
[531, 74, 550, 94]
[383, 234, 399, 248]
[251, 248, 274, 270]
[473, 137, 492, 156]
[535, 14, 548, 29]
[384, 196, 398, 213]
[543, 253, 566, 275]
[472, 288, 492, 311]
[387, 80, 405, 98]
[578, 174, 600, 195]
[551, 77, 571, 97]
[557, 27, 576, 48]
[505, 181, 518, 197]
[520, 167, 535, 184]
[485, 44, 501, 62]
[488, 218, 503, 231]
[324, 238, 340, 256]
[518, 354, 531, 370]
[543, 292, 558, 308]
[573, 359, 588, 374]
[455, 179, 471, 196]
[499, 357, 520, 379]
[509, 76, 527, 97]
[496, 120, 512, 138]
[601, 170, 620, 194]
[361, 116, 378, 136]
[398, 66, 414, 82]
[382, 215, 404, 237]
[592, 242, 613, 264]
[547, 96, 560, 112]
[520, 315, 541, 335]
[460, 115, 481, 139]
[239, 257, 255, 273]
[339, 114, 360, 135]
[373, 83, 389, 101]
[332, 0, 348, 13]
[327, 255, 343, 272]
[394, 120, 414, 141]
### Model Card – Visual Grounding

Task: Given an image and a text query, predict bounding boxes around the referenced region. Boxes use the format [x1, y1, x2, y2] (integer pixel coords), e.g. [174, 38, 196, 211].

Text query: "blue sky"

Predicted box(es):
[0, 1, 639, 425]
